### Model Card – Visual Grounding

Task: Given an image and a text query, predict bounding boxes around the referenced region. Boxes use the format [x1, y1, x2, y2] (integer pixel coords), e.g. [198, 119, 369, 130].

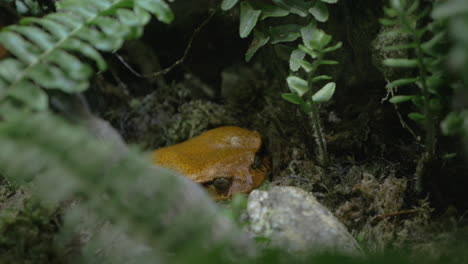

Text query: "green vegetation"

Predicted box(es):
[222, 0, 341, 166]
[0, 0, 467, 263]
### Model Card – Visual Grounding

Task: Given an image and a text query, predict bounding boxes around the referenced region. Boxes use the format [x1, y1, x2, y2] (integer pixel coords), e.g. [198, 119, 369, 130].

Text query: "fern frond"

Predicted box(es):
[0, 0, 173, 110]
[0, 112, 250, 260]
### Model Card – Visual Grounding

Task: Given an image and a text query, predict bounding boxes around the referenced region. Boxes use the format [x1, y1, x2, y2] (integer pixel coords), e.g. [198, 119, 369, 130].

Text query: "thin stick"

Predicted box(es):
[115, 11, 216, 80]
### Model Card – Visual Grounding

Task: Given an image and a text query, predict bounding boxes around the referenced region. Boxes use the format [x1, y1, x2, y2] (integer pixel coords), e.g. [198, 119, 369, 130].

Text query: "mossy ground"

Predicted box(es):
[1, 1, 468, 262]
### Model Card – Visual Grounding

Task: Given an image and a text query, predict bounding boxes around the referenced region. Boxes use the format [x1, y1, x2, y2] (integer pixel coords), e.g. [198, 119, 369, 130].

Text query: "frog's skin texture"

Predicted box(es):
[152, 126, 269, 200]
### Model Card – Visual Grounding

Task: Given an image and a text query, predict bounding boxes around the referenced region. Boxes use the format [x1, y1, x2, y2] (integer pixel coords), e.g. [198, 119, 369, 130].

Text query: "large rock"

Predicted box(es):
[247, 186, 361, 255]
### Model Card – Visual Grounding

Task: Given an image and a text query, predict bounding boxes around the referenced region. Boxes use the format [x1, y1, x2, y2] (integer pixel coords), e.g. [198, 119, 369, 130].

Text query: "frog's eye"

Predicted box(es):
[213, 177, 231, 192]
[251, 153, 263, 170]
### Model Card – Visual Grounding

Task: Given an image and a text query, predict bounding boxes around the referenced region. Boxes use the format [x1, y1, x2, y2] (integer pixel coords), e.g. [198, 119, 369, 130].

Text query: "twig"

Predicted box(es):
[372, 209, 419, 223]
[382, 77, 419, 141]
[115, 11, 216, 80]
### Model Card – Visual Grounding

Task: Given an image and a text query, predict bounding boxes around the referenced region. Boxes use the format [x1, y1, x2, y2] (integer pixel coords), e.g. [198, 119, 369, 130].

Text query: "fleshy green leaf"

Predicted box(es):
[301, 26, 332, 50]
[270, 24, 302, 44]
[389, 95, 415, 103]
[299, 44, 318, 58]
[309, 1, 329, 22]
[379, 18, 398, 26]
[245, 30, 270, 62]
[299, 101, 313, 112]
[221, 0, 240, 11]
[311, 75, 332, 82]
[383, 58, 418, 68]
[300, 22, 316, 49]
[272, 0, 311, 17]
[319, 60, 339, 65]
[290, 49, 306, 71]
[408, 112, 426, 122]
[390, 0, 405, 11]
[383, 7, 398, 17]
[252, 2, 289, 20]
[441, 112, 466, 136]
[432, 0, 468, 18]
[239, 1, 262, 38]
[281, 93, 304, 104]
[323, 41, 342, 53]
[294, 59, 315, 73]
[312, 82, 335, 103]
[385, 78, 419, 89]
[421, 32, 445, 56]
[287, 76, 309, 96]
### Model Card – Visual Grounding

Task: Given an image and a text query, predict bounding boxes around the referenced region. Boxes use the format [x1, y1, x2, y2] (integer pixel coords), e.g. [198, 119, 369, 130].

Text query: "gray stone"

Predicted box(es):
[247, 186, 361, 255]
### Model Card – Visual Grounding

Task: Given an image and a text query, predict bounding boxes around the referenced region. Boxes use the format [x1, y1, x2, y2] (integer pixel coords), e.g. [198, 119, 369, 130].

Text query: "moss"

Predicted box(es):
[165, 100, 238, 144]
[0, 197, 63, 264]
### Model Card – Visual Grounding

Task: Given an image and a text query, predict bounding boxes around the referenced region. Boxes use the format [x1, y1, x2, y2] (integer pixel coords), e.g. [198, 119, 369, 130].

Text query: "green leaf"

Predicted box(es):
[300, 22, 316, 48]
[389, 95, 415, 104]
[323, 41, 342, 53]
[287, 76, 309, 96]
[245, 30, 270, 62]
[302, 25, 332, 50]
[0, 59, 24, 83]
[309, 28, 332, 50]
[6, 81, 48, 111]
[390, 0, 406, 11]
[430, 98, 442, 112]
[221, 0, 240, 11]
[0, 31, 38, 64]
[272, 0, 311, 17]
[432, 0, 468, 18]
[383, 7, 398, 17]
[117, 9, 145, 27]
[379, 18, 397, 26]
[251, 2, 289, 20]
[385, 78, 418, 89]
[421, 32, 445, 56]
[290, 49, 306, 71]
[137, 0, 174, 24]
[426, 73, 443, 93]
[299, 44, 318, 58]
[293, 58, 315, 73]
[320, 0, 338, 3]
[62, 39, 106, 71]
[408, 112, 425, 122]
[407, 0, 420, 14]
[383, 58, 418, 68]
[311, 75, 332, 82]
[299, 101, 313, 112]
[441, 112, 465, 136]
[0, 0, 174, 111]
[281, 93, 304, 104]
[312, 82, 335, 103]
[269, 24, 302, 44]
[309, 1, 329, 22]
[8, 26, 54, 51]
[239, 1, 262, 38]
[319, 60, 339, 65]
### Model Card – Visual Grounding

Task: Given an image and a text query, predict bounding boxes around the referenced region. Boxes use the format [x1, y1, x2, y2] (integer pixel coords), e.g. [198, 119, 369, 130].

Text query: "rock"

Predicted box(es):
[247, 186, 361, 255]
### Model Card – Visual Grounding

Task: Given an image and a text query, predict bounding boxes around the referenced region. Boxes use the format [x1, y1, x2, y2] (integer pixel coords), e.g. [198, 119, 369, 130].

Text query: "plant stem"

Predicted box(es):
[414, 38, 436, 160]
[309, 104, 329, 166]
[402, 12, 436, 160]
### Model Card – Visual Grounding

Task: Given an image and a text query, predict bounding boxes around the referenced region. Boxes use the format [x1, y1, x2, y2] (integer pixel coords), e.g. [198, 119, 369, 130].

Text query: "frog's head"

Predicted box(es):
[152, 126, 269, 200]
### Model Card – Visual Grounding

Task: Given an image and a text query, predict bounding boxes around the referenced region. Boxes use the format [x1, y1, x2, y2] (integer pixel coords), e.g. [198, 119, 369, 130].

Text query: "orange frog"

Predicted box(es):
[152, 126, 269, 200]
